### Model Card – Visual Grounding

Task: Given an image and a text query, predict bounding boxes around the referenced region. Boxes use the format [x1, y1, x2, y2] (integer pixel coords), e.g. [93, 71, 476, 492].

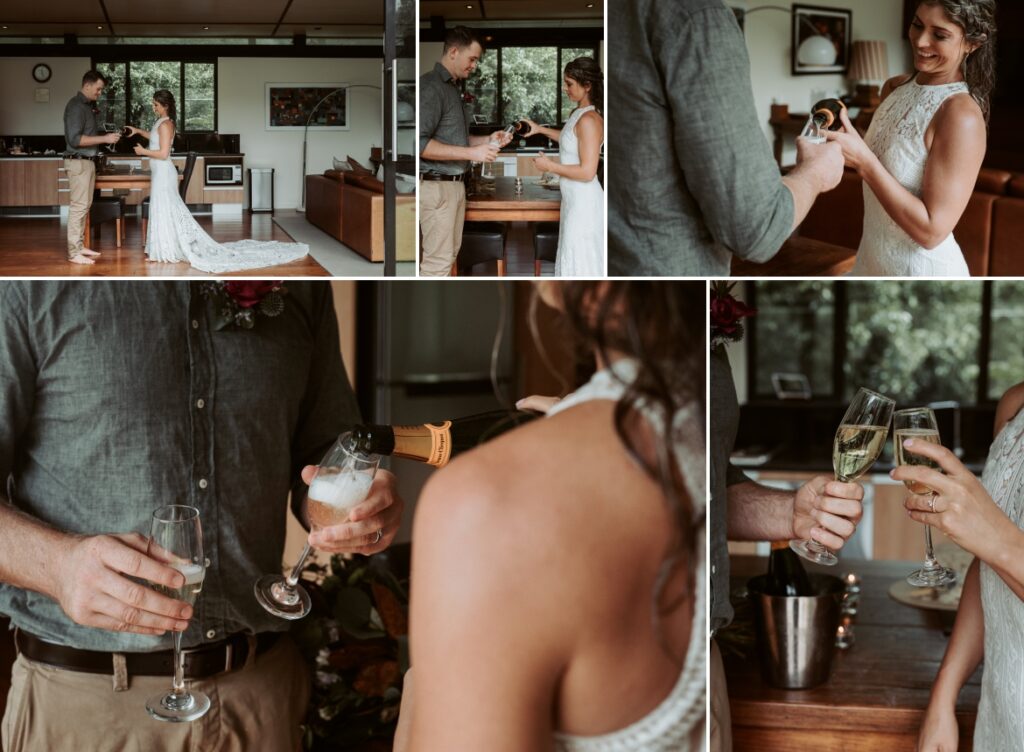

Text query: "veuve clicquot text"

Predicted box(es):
[350, 410, 537, 468]
[766, 541, 814, 597]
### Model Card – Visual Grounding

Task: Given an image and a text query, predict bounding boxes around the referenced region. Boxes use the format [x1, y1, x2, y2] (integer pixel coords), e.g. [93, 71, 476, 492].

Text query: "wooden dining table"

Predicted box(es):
[84, 167, 180, 244]
[464, 176, 561, 222]
[722, 556, 980, 751]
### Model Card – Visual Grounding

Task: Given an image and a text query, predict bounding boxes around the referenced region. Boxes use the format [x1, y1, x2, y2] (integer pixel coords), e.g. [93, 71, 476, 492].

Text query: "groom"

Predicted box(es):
[419, 26, 512, 276]
[62, 70, 120, 266]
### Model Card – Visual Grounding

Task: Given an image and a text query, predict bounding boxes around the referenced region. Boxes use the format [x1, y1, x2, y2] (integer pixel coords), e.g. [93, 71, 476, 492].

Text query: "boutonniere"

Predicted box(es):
[201, 281, 287, 330]
[711, 281, 756, 352]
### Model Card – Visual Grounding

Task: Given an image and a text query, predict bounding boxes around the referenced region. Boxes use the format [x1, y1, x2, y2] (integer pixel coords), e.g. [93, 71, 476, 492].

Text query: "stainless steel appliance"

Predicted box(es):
[205, 163, 242, 185]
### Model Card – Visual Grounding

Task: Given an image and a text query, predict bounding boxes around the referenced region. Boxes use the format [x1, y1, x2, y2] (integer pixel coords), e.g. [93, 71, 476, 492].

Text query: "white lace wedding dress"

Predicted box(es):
[975, 407, 1024, 748]
[850, 78, 971, 277]
[144, 116, 309, 273]
[554, 105, 605, 277]
[549, 359, 706, 752]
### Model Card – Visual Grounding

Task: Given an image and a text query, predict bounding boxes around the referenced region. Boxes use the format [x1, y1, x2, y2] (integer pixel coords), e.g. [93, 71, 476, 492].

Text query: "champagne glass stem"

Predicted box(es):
[171, 629, 186, 697]
[922, 502, 940, 570]
[285, 542, 314, 589]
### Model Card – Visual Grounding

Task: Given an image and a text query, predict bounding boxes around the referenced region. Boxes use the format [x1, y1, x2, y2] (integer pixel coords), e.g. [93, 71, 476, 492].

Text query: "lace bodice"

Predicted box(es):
[548, 360, 706, 752]
[851, 77, 970, 276]
[553, 105, 605, 277]
[143, 121, 309, 273]
[975, 408, 1024, 748]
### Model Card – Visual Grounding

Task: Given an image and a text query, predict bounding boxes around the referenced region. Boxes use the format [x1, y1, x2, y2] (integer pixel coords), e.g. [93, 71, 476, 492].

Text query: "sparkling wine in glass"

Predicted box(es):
[895, 408, 957, 588]
[145, 505, 209, 722]
[101, 123, 119, 152]
[800, 114, 827, 144]
[481, 123, 515, 179]
[254, 433, 380, 620]
[791, 387, 894, 566]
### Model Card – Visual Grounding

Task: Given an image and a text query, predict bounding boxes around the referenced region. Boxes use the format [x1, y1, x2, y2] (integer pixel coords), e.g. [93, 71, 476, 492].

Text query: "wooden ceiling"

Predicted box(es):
[0, 0, 384, 37]
[420, 0, 602, 22]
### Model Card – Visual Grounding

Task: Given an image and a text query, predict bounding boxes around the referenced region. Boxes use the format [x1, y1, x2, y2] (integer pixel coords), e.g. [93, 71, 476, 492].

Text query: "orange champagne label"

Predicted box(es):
[425, 421, 452, 467]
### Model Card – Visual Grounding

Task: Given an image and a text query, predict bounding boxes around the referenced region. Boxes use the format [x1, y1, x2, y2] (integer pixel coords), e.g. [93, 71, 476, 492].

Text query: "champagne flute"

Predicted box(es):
[145, 505, 209, 722]
[481, 123, 515, 179]
[799, 114, 827, 144]
[254, 433, 380, 620]
[895, 408, 957, 587]
[791, 387, 894, 566]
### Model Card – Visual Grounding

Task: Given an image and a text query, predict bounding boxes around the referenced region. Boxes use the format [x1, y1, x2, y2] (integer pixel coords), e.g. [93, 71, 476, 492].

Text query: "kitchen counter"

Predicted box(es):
[722, 555, 980, 752]
[0, 152, 245, 159]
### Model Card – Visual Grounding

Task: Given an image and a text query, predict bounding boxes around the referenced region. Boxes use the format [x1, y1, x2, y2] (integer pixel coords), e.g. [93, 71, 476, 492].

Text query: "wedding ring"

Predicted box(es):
[372, 529, 383, 545]
[928, 497, 936, 513]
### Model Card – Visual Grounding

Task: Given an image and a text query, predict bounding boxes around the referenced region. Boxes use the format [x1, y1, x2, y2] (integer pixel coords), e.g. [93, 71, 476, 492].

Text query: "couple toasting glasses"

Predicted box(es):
[610, 0, 997, 277]
[63, 71, 307, 272]
[419, 26, 604, 276]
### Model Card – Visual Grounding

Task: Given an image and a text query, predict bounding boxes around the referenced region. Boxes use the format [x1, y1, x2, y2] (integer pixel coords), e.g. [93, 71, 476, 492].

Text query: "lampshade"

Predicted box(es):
[797, 35, 838, 66]
[848, 40, 889, 84]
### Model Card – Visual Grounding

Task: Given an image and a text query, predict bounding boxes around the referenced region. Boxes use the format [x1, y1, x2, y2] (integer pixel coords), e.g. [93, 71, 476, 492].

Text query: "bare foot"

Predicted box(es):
[80, 248, 101, 257]
[68, 254, 96, 265]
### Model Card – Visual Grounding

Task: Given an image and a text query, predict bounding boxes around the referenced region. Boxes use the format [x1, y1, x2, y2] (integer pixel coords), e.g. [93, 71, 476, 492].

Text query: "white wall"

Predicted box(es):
[737, 0, 911, 164]
[217, 57, 383, 209]
[0, 57, 93, 134]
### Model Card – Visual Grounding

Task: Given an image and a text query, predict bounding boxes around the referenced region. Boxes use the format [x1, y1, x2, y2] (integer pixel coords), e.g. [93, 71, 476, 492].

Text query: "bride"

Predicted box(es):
[825, 0, 996, 277]
[520, 58, 604, 277]
[126, 90, 309, 274]
[394, 282, 705, 751]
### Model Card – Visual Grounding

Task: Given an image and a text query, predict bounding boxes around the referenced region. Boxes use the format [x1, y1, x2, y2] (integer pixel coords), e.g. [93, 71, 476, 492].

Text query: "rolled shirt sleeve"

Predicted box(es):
[418, 70, 444, 157]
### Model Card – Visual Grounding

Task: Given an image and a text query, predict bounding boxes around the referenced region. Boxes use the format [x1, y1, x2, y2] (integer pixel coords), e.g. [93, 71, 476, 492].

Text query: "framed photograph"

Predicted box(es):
[265, 83, 350, 131]
[771, 373, 812, 400]
[792, 4, 852, 75]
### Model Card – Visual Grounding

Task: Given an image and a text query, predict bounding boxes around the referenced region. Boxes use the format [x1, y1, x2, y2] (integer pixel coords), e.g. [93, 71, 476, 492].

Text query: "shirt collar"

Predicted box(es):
[76, 91, 92, 105]
[434, 62, 457, 85]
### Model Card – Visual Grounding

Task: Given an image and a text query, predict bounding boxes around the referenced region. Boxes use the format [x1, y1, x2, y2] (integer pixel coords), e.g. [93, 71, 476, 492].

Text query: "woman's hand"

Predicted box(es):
[132, 144, 146, 156]
[533, 152, 556, 173]
[917, 699, 959, 752]
[515, 395, 561, 414]
[304, 466, 404, 556]
[126, 126, 141, 137]
[824, 108, 875, 173]
[892, 439, 1017, 561]
[520, 118, 540, 137]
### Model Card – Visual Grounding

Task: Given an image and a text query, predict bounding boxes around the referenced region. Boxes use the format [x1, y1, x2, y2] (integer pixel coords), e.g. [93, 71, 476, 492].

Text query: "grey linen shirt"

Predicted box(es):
[608, 0, 795, 276]
[0, 282, 359, 651]
[63, 92, 99, 157]
[419, 62, 470, 176]
[710, 347, 751, 632]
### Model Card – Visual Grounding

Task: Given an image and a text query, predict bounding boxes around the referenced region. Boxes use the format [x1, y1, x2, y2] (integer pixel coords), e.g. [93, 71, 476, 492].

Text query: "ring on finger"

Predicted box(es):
[928, 496, 936, 513]
[372, 528, 383, 545]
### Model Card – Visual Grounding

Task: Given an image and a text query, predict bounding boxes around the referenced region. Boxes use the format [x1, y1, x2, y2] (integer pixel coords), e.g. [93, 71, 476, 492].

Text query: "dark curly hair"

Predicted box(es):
[915, 0, 997, 122]
[563, 56, 604, 116]
[152, 89, 177, 124]
[533, 282, 705, 654]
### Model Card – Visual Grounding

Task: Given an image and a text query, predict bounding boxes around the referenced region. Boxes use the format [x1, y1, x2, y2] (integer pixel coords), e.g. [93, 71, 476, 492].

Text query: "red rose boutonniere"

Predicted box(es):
[201, 281, 287, 330]
[711, 281, 756, 351]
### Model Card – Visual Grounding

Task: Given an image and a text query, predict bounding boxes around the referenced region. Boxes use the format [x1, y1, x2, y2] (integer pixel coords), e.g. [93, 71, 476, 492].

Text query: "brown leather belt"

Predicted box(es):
[63, 154, 99, 161]
[14, 629, 280, 679]
[420, 172, 466, 182]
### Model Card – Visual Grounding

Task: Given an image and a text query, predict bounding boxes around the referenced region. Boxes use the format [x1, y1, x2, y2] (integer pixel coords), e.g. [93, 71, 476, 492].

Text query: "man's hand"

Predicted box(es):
[55, 533, 193, 636]
[792, 475, 864, 549]
[794, 138, 845, 193]
[489, 130, 513, 148]
[469, 142, 500, 163]
[306, 467, 404, 555]
[103, 133, 120, 145]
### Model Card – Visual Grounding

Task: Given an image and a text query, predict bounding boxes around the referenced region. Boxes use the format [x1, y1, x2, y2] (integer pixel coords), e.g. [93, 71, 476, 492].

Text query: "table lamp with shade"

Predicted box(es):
[847, 40, 889, 107]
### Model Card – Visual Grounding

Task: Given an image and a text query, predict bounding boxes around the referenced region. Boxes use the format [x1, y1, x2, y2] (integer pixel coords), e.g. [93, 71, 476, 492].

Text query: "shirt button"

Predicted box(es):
[206, 630, 216, 639]
[196, 398, 205, 409]
[711, 565, 717, 575]
[192, 319, 199, 329]
[199, 478, 208, 489]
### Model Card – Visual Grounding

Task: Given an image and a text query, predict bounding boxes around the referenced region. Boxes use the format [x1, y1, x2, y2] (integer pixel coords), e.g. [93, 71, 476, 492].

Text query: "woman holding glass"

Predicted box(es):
[900, 382, 1024, 750]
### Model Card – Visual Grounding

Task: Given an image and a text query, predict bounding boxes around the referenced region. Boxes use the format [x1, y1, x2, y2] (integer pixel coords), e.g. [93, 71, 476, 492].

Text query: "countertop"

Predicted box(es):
[0, 152, 245, 159]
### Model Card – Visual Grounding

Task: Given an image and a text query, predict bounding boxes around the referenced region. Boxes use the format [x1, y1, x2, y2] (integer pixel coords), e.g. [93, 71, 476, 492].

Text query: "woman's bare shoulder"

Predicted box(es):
[880, 73, 913, 102]
[994, 383, 1024, 438]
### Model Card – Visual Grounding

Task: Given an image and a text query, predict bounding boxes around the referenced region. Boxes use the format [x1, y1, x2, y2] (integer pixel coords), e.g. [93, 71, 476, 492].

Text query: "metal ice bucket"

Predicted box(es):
[747, 573, 844, 689]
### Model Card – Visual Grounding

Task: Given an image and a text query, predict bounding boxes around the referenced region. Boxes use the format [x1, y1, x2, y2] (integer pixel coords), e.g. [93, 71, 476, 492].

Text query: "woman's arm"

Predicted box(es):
[535, 112, 602, 182]
[918, 558, 984, 751]
[521, 118, 561, 143]
[403, 460, 564, 751]
[133, 121, 174, 160]
[826, 95, 986, 249]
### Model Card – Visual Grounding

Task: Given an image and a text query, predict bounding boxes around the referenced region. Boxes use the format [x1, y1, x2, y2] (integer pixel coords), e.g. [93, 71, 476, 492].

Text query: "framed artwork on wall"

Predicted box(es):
[792, 4, 852, 75]
[265, 83, 350, 131]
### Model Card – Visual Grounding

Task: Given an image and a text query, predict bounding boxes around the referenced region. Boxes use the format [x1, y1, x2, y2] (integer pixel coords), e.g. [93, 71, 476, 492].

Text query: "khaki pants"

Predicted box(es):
[2, 635, 310, 752]
[65, 159, 96, 258]
[419, 180, 465, 276]
[710, 639, 733, 752]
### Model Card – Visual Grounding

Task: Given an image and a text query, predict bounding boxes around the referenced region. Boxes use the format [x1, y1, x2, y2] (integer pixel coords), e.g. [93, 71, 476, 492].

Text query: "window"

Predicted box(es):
[95, 60, 217, 132]
[463, 44, 600, 127]
[748, 281, 1022, 405]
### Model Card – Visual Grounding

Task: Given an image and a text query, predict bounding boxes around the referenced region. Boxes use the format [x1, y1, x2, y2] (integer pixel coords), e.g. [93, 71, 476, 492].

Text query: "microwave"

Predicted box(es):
[206, 164, 242, 185]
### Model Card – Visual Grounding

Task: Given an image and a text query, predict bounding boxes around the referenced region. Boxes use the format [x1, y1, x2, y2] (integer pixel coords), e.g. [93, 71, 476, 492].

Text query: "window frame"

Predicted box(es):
[745, 280, 1003, 406]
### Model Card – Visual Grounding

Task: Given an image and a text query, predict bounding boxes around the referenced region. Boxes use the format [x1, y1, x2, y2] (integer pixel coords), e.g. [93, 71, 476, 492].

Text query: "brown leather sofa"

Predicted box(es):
[305, 169, 415, 262]
[734, 167, 1024, 276]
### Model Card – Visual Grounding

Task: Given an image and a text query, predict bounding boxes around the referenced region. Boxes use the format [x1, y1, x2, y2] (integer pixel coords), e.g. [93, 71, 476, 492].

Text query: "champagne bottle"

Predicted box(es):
[350, 410, 537, 468]
[810, 98, 847, 131]
[766, 540, 814, 597]
[513, 120, 530, 134]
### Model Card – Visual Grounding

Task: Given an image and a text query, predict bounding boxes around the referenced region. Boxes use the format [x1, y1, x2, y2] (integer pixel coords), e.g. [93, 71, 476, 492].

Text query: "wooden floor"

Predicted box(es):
[0, 213, 329, 276]
[459, 222, 556, 277]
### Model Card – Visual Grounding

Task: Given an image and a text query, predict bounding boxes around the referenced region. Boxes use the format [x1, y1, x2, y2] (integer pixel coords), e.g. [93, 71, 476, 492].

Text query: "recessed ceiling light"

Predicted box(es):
[586, 2, 594, 6]
[466, 4, 473, 8]
[203, 26, 209, 30]
[1, 26, 7, 30]
[97, 25, 103, 30]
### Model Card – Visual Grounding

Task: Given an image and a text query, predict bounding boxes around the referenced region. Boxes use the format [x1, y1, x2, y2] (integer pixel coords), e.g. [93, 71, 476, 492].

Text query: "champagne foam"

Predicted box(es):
[310, 473, 373, 510]
[170, 562, 205, 586]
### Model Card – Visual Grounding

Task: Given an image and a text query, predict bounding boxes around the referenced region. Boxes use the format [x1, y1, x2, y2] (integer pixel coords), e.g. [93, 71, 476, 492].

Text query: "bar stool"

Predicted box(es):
[451, 222, 508, 277]
[88, 192, 126, 248]
[532, 222, 559, 276]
